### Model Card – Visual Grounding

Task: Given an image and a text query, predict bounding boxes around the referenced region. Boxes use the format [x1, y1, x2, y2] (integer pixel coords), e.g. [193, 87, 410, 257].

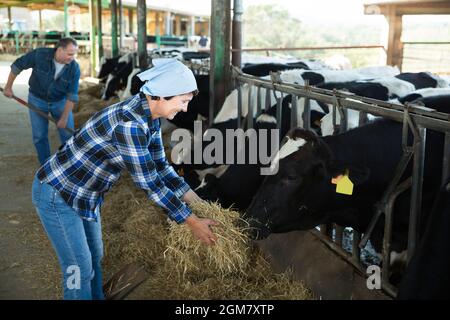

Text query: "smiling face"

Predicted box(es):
[148, 93, 194, 120]
[55, 43, 78, 64]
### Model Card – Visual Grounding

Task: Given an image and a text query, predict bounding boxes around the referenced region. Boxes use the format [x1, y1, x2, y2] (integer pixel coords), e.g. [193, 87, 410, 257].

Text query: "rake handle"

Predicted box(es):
[0, 86, 75, 135]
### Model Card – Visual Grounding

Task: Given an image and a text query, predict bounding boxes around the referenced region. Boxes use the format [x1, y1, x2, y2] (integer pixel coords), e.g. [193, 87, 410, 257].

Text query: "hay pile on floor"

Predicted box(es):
[74, 82, 120, 128]
[101, 174, 313, 300]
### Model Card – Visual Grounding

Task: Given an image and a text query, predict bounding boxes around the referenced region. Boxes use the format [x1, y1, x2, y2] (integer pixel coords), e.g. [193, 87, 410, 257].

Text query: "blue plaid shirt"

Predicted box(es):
[37, 93, 192, 222]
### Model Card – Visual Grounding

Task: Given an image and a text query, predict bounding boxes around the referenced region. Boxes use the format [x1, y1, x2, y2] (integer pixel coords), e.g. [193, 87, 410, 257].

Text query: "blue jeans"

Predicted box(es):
[28, 92, 74, 165]
[31, 175, 104, 300]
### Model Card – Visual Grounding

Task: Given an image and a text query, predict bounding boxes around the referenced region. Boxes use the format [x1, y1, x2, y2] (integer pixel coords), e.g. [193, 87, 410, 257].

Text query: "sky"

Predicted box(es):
[117, 0, 382, 23]
[242, 0, 378, 23]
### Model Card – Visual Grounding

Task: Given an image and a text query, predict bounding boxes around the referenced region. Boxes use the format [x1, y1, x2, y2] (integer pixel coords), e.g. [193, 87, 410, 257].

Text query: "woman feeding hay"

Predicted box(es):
[31, 58, 219, 300]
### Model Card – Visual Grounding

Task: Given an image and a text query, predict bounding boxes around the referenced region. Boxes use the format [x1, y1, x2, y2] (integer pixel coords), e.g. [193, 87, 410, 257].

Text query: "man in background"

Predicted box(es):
[3, 37, 80, 165]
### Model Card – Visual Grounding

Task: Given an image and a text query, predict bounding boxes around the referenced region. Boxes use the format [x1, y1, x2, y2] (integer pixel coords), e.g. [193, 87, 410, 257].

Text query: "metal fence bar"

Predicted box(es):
[232, 69, 450, 298]
[407, 126, 427, 263]
[237, 85, 242, 129]
[382, 178, 412, 296]
[359, 111, 368, 126]
[303, 97, 311, 130]
[442, 132, 450, 186]
[276, 97, 282, 131]
[335, 225, 344, 247]
[231, 71, 450, 132]
[339, 106, 348, 134]
[247, 85, 253, 129]
[352, 231, 361, 263]
[256, 86, 262, 115]
[231, 44, 386, 52]
[291, 95, 298, 128]
[265, 88, 271, 111]
[320, 224, 333, 238]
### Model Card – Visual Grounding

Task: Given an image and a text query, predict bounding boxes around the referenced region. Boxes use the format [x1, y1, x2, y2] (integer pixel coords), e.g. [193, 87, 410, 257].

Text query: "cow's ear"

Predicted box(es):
[204, 173, 218, 185]
[329, 164, 370, 186]
[286, 127, 319, 143]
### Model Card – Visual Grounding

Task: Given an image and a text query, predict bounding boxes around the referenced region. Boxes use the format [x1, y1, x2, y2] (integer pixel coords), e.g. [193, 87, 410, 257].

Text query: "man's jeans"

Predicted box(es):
[28, 92, 74, 165]
[31, 175, 104, 300]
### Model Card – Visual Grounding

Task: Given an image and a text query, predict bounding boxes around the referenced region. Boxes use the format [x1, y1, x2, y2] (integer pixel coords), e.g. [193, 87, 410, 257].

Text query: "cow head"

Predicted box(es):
[195, 174, 221, 203]
[245, 127, 370, 240]
[101, 73, 120, 100]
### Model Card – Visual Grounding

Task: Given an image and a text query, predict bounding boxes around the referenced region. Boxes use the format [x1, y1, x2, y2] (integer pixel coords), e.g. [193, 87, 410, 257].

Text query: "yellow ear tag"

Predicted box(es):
[335, 171, 354, 195]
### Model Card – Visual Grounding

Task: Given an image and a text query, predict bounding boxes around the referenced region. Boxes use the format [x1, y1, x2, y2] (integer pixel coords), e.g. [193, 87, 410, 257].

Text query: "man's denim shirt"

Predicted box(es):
[11, 48, 80, 103]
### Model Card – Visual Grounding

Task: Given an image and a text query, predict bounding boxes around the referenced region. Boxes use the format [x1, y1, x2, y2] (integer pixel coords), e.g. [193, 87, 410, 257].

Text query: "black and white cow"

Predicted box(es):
[98, 55, 210, 132]
[195, 112, 280, 210]
[213, 66, 400, 130]
[397, 181, 450, 300]
[242, 62, 310, 77]
[97, 55, 122, 80]
[101, 53, 134, 100]
[319, 72, 449, 136]
[245, 114, 447, 254]
[319, 72, 448, 101]
[397, 87, 450, 104]
[279, 65, 401, 86]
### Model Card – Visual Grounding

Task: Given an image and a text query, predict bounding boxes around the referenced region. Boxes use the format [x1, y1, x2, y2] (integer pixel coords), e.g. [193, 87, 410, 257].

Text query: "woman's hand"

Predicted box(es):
[184, 214, 219, 246]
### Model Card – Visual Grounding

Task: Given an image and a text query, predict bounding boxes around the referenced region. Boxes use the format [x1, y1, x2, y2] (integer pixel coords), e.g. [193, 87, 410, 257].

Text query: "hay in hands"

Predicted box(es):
[164, 201, 250, 277]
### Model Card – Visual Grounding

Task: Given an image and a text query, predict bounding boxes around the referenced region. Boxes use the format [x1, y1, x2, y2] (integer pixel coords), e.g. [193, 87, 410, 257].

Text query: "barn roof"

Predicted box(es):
[364, 0, 450, 15]
[0, 1, 210, 18]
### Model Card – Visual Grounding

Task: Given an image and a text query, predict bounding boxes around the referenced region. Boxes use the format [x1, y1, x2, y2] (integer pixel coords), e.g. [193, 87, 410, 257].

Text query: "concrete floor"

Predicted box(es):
[0, 57, 62, 299]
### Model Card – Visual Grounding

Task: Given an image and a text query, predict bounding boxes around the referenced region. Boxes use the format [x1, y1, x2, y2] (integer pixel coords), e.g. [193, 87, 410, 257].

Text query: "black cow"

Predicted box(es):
[398, 87, 450, 104]
[182, 51, 210, 61]
[169, 74, 209, 132]
[98, 55, 122, 80]
[193, 94, 329, 210]
[397, 181, 450, 299]
[242, 62, 310, 77]
[101, 53, 134, 100]
[196, 113, 280, 210]
[245, 115, 446, 254]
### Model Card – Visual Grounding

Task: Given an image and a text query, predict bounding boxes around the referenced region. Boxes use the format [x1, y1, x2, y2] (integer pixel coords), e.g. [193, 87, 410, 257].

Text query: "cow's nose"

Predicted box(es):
[245, 217, 271, 240]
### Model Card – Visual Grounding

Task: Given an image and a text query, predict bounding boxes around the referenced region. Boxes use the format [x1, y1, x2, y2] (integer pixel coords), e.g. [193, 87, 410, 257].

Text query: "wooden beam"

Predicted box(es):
[111, 0, 119, 57]
[97, 0, 103, 60]
[175, 15, 181, 36]
[118, 0, 123, 48]
[89, 0, 97, 77]
[128, 8, 133, 34]
[232, 0, 243, 68]
[137, 0, 148, 68]
[165, 11, 171, 36]
[189, 16, 195, 37]
[64, 0, 69, 36]
[209, 0, 231, 125]
[39, 9, 43, 31]
[156, 12, 161, 47]
[365, 2, 450, 15]
[7, 6, 12, 31]
[386, 5, 403, 70]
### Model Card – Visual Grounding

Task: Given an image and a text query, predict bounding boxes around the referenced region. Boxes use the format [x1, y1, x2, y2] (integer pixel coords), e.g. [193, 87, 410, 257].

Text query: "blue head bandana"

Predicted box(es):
[137, 58, 198, 97]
